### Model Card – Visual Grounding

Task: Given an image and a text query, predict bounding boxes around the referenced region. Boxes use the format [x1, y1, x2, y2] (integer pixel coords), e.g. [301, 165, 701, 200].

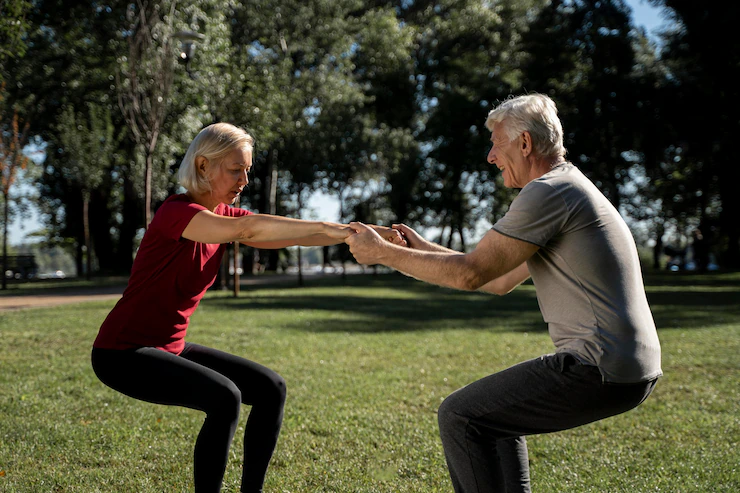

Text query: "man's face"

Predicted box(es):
[487, 121, 525, 188]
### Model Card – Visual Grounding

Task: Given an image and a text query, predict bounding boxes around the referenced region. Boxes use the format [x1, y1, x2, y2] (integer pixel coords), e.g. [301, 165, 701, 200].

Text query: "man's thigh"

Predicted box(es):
[443, 352, 654, 438]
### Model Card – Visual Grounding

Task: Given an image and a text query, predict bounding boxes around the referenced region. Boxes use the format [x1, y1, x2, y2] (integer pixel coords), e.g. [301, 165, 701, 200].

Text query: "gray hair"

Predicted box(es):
[178, 123, 254, 194]
[485, 94, 566, 160]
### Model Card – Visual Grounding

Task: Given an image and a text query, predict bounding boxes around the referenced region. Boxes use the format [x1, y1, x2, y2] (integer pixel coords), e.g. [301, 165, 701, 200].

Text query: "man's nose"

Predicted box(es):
[487, 146, 495, 164]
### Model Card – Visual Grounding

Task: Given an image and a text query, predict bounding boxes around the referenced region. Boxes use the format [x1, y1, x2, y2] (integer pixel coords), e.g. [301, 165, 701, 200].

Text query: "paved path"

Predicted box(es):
[0, 273, 335, 312]
[0, 285, 126, 311]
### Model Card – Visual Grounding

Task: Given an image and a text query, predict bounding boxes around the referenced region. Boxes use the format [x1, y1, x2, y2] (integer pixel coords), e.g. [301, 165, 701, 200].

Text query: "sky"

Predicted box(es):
[7, 0, 671, 246]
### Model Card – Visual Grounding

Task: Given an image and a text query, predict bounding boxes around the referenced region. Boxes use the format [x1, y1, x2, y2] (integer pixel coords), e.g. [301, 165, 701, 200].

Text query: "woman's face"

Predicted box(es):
[208, 147, 252, 205]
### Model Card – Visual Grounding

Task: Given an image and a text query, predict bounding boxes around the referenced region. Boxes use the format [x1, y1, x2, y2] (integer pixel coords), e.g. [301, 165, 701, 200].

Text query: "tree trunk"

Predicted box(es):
[297, 186, 304, 286]
[83, 191, 92, 280]
[144, 150, 153, 228]
[653, 223, 664, 271]
[75, 241, 84, 278]
[262, 149, 280, 272]
[457, 223, 466, 252]
[297, 246, 304, 286]
[115, 173, 139, 274]
[2, 193, 8, 290]
[232, 243, 240, 297]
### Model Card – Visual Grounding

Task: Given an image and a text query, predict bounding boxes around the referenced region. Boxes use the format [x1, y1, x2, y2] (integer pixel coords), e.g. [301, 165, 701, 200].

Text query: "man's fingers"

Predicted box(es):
[349, 221, 373, 233]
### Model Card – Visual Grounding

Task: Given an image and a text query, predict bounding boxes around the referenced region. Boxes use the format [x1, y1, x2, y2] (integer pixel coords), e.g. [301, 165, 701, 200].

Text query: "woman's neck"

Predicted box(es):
[186, 192, 220, 212]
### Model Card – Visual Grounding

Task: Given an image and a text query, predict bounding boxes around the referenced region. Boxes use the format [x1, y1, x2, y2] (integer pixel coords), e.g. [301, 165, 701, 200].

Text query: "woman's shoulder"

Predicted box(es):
[215, 203, 253, 218]
[148, 195, 208, 239]
[157, 194, 207, 215]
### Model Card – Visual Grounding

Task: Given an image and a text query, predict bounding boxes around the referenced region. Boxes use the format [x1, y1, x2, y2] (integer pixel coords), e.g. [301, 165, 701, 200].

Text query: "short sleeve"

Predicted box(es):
[493, 181, 568, 247]
[218, 204, 254, 218]
[150, 197, 207, 241]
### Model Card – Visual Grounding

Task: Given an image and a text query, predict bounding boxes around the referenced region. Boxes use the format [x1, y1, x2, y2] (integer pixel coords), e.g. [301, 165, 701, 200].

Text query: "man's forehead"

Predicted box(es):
[491, 122, 508, 140]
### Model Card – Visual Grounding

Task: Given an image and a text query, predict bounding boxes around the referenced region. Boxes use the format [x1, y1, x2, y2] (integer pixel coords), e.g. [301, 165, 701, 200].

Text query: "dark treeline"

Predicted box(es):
[1, 0, 738, 278]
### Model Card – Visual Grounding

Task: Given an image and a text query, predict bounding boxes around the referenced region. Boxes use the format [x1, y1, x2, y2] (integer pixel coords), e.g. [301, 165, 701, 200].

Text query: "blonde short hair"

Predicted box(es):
[485, 94, 566, 160]
[178, 123, 254, 194]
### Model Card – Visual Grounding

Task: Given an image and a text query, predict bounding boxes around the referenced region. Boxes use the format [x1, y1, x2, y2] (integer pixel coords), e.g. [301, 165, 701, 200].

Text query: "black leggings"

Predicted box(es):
[91, 343, 286, 493]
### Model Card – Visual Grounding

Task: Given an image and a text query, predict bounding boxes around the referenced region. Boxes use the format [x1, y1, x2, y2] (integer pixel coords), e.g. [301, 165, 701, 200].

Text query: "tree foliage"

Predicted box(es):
[3, 0, 738, 274]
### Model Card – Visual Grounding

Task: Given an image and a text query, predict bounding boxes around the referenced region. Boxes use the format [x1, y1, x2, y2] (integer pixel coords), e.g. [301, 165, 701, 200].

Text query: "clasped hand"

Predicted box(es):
[345, 222, 407, 265]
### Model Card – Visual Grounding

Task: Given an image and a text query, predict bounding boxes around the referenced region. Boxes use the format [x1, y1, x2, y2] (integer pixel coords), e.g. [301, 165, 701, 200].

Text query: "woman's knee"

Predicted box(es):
[208, 380, 242, 419]
[267, 373, 287, 407]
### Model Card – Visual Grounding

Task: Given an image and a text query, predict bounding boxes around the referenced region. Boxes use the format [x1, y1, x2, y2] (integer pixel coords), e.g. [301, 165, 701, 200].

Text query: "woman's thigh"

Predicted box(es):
[179, 343, 286, 406]
[91, 346, 239, 413]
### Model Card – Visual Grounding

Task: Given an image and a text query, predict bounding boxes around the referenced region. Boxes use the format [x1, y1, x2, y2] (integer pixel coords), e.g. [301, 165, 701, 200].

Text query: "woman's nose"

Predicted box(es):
[487, 146, 495, 164]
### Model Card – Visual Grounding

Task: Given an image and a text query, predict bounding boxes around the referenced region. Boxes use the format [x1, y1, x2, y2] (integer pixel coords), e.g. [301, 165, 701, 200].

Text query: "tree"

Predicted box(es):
[5, 0, 144, 274]
[650, 1, 740, 268]
[519, 0, 644, 208]
[56, 103, 120, 279]
[0, 0, 32, 83]
[116, 0, 180, 229]
[0, 97, 30, 289]
[413, 0, 537, 248]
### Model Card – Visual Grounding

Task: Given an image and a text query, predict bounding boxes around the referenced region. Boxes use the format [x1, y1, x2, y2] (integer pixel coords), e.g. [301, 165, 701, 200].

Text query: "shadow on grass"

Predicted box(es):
[204, 272, 740, 334]
[206, 275, 545, 334]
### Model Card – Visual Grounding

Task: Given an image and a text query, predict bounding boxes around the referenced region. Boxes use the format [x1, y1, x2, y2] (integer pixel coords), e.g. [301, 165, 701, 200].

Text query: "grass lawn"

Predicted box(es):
[0, 272, 738, 492]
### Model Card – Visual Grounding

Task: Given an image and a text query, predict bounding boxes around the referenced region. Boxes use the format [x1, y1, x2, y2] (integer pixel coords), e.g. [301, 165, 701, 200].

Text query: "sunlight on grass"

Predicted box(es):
[0, 273, 738, 492]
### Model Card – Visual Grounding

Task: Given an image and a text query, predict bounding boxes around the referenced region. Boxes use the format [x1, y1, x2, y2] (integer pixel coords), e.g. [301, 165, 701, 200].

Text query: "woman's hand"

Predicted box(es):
[369, 225, 408, 246]
[391, 224, 424, 249]
[322, 222, 355, 240]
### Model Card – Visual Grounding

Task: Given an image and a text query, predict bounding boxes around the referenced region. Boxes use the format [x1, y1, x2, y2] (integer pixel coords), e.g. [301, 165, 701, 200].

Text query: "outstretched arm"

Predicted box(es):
[347, 223, 538, 292]
[392, 223, 453, 253]
[244, 225, 406, 249]
[181, 210, 352, 245]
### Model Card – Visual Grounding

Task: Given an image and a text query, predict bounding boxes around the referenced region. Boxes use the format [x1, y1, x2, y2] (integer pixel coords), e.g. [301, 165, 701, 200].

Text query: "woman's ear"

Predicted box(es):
[195, 156, 209, 175]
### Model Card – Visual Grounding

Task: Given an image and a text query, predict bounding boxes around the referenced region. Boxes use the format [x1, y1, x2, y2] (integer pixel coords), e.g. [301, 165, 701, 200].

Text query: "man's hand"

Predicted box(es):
[346, 222, 393, 265]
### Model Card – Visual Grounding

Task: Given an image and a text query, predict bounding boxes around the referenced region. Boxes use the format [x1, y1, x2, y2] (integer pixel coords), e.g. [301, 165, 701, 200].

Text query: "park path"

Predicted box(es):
[0, 273, 313, 312]
[0, 285, 125, 311]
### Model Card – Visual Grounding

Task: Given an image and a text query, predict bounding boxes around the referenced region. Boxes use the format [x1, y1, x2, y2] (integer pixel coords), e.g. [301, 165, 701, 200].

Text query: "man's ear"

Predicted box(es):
[520, 131, 532, 158]
[195, 156, 209, 175]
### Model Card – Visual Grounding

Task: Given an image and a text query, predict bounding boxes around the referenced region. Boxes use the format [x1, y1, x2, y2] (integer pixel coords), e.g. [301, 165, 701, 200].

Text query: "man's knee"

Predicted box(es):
[438, 390, 469, 436]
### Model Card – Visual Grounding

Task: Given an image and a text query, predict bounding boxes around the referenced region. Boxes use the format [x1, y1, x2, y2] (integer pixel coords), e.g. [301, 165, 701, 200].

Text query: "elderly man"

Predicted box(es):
[346, 94, 662, 493]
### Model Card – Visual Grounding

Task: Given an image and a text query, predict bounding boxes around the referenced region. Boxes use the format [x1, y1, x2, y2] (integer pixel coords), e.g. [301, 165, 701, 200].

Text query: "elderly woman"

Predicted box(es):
[92, 123, 402, 493]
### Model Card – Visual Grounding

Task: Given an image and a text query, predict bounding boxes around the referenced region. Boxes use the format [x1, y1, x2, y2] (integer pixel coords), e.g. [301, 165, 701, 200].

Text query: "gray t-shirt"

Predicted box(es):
[493, 164, 662, 383]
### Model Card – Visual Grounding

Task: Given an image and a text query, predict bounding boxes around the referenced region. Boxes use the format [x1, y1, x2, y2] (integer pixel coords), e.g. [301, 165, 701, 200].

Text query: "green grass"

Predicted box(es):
[0, 272, 738, 492]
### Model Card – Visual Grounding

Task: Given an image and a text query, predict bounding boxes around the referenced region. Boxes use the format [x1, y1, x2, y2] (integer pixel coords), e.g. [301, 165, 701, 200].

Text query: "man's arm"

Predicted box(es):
[477, 262, 531, 295]
[392, 223, 455, 253]
[347, 223, 539, 291]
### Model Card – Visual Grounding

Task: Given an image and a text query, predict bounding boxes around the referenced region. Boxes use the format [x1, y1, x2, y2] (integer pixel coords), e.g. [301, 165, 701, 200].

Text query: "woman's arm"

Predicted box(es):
[243, 225, 407, 250]
[181, 210, 351, 245]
